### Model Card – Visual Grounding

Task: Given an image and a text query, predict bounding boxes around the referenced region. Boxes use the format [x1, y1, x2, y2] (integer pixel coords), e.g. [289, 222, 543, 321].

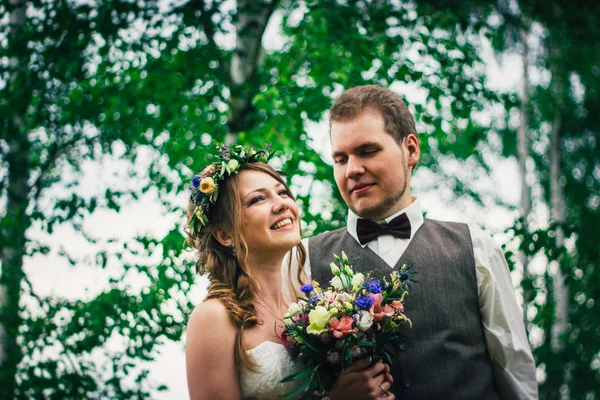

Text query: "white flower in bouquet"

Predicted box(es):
[330, 275, 352, 290]
[330, 262, 341, 276]
[284, 302, 303, 326]
[354, 310, 374, 331]
[351, 272, 365, 289]
[285, 302, 303, 318]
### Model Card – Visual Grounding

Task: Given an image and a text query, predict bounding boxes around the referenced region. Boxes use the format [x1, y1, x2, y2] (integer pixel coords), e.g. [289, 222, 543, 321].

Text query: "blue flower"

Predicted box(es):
[364, 280, 382, 294]
[192, 176, 201, 189]
[310, 295, 319, 303]
[355, 295, 376, 310]
[300, 284, 314, 294]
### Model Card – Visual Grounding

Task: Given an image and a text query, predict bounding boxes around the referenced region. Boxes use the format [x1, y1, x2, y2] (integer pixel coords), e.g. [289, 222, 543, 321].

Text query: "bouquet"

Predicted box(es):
[281, 251, 415, 398]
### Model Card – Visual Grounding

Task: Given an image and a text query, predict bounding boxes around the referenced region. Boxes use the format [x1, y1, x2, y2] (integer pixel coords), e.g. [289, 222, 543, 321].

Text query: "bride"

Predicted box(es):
[185, 144, 394, 399]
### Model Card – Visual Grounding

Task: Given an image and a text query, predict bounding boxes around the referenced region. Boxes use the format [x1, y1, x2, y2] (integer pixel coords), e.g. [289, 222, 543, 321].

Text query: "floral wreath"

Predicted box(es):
[188, 142, 273, 235]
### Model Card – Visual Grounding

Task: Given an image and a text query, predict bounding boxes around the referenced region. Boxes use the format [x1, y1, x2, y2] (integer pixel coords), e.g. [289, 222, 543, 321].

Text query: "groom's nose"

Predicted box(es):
[345, 156, 365, 179]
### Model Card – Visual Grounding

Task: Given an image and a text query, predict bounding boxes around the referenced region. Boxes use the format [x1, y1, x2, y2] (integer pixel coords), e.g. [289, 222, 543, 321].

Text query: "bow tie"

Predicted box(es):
[356, 213, 411, 245]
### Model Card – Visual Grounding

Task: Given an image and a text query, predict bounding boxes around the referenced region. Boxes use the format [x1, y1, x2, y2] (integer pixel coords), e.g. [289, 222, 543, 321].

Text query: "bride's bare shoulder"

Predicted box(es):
[186, 300, 241, 398]
[187, 299, 236, 337]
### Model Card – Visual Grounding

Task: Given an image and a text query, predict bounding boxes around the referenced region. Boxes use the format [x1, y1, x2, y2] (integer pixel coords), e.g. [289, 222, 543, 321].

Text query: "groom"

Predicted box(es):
[291, 85, 537, 399]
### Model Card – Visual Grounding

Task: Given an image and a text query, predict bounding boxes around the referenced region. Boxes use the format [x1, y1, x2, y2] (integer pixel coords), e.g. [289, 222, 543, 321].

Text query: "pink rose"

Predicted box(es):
[329, 316, 358, 338]
[391, 300, 404, 312]
[293, 313, 309, 324]
[370, 293, 396, 321]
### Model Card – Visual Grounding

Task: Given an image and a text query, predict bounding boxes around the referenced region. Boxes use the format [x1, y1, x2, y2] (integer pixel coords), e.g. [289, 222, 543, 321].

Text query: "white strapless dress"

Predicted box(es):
[240, 341, 304, 399]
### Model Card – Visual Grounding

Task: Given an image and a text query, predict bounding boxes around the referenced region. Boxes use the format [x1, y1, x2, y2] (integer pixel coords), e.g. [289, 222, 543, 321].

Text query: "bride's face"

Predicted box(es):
[237, 170, 301, 256]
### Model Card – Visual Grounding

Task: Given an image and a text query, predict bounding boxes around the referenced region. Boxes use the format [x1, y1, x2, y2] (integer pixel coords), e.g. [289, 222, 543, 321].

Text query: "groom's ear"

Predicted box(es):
[405, 133, 420, 171]
[212, 229, 233, 247]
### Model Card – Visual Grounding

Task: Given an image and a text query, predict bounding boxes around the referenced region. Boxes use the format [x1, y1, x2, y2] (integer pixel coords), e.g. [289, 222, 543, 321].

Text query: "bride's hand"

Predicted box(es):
[328, 358, 394, 400]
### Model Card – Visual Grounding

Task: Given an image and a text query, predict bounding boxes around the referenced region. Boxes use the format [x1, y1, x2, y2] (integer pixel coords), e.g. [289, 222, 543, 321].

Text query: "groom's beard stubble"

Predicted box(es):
[349, 163, 409, 221]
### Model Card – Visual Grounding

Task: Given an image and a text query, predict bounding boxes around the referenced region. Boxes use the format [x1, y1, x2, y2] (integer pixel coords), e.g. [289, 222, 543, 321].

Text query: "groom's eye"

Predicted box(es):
[361, 148, 379, 156]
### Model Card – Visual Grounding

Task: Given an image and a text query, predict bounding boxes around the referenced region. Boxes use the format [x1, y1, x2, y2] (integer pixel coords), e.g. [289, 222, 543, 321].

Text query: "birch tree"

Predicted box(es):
[0, 1, 27, 395]
[495, 1, 600, 397]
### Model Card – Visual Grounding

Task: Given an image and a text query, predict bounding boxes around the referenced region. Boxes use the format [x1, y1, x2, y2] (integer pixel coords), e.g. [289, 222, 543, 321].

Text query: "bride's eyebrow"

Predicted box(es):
[242, 188, 266, 201]
[242, 183, 285, 200]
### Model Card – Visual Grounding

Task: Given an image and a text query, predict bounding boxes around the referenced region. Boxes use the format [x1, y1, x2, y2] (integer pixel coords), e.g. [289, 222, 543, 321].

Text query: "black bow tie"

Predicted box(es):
[356, 213, 411, 245]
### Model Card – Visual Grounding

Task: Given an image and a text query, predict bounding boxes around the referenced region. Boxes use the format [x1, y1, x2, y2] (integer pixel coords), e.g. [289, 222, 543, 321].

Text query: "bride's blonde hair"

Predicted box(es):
[185, 162, 306, 371]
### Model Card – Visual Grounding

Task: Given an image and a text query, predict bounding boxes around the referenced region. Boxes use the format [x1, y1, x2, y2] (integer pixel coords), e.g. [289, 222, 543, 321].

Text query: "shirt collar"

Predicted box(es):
[346, 197, 424, 247]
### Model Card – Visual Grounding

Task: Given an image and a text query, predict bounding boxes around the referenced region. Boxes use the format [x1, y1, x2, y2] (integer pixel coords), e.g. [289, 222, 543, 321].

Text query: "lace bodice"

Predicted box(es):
[240, 341, 303, 399]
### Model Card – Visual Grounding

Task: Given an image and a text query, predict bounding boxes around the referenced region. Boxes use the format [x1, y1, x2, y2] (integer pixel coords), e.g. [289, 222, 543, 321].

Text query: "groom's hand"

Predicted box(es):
[328, 358, 395, 400]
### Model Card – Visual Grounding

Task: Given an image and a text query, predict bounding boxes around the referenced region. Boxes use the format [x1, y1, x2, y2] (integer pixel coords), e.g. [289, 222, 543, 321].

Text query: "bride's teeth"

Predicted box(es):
[272, 219, 292, 229]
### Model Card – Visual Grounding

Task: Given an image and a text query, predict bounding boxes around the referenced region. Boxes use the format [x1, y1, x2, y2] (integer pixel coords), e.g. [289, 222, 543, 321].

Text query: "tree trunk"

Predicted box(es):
[0, 0, 28, 396]
[546, 44, 569, 400]
[227, 0, 278, 141]
[0, 135, 29, 398]
[549, 60, 568, 353]
[517, 27, 532, 332]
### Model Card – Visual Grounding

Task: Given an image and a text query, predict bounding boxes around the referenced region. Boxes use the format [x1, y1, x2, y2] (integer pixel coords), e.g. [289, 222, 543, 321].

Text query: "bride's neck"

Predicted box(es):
[251, 266, 283, 305]
[248, 258, 286, 310]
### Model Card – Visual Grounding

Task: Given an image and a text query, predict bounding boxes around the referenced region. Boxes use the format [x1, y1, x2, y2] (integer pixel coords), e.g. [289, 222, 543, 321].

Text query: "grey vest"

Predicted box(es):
[309, 219, 499, 400]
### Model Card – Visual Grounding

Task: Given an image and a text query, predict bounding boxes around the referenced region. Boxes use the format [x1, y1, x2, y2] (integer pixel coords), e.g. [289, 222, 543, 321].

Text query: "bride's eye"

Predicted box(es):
[278, 189, 290, 197]
[247, 196, 264, 206]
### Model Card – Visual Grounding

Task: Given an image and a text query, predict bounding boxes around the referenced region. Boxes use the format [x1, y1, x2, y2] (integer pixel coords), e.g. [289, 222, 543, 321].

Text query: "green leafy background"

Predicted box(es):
[0, 0, 598, 398]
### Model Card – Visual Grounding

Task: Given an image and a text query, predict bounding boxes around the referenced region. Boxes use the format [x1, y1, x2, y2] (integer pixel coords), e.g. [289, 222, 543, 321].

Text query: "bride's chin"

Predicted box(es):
[280, 236, 301, 252]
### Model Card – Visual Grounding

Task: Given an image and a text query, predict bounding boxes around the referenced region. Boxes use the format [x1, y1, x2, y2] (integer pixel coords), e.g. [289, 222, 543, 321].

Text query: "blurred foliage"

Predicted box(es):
[491, 1, 600, 398]
[0, 0, 598, 398]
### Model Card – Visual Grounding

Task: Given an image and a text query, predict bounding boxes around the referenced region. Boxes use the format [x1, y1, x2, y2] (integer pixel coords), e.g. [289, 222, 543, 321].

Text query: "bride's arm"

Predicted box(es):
[186, 299, 240, 400]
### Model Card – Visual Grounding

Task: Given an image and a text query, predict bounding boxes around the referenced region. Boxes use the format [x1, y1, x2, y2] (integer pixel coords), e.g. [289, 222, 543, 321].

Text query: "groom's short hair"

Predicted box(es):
[329, 85, 417, 144]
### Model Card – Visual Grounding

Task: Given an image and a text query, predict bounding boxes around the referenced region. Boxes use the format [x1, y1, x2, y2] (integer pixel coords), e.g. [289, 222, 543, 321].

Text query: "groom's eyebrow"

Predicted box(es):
[355, 142, 381, 151]
[332, 142, 380, 158]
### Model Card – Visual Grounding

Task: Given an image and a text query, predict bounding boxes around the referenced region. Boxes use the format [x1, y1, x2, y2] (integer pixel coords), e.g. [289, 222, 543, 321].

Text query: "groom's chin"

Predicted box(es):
[350, 203, 384, 221]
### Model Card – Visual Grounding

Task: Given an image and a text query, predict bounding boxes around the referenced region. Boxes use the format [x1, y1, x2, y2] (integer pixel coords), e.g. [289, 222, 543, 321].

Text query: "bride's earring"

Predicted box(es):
[227, 243, 236, 256]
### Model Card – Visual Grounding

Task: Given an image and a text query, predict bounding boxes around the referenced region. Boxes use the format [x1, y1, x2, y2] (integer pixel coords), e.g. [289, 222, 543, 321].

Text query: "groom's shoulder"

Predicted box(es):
[308, 226, 348, 247]
[423, 217, 469, 232]
[420, 218, 474, 242]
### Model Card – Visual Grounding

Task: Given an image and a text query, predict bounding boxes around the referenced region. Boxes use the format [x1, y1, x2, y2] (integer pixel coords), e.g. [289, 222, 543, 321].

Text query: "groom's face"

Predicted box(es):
[331, 110, 416, 221]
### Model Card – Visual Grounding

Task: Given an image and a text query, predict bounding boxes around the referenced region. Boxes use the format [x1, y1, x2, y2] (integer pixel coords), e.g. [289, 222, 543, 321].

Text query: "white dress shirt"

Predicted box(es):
[283, 198, 538, 400]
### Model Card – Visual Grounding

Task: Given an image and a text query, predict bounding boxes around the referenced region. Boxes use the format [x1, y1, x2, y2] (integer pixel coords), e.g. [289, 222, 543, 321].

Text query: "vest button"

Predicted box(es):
[404, 380, 412, 388]
[399, 343, 407, 351]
